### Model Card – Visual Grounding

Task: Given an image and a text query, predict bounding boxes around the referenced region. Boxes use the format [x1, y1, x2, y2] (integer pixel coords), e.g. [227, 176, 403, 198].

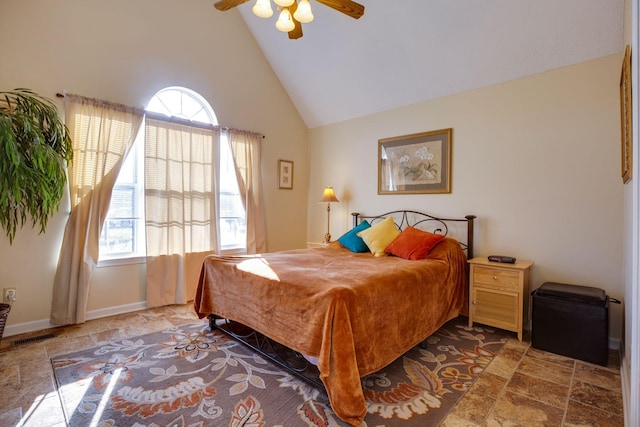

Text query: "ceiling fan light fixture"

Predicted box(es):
[275, 8, 295, 32]
[273, 0, 295, 7]
[252, 0, 273, 18]
[293, 0, 313, 23]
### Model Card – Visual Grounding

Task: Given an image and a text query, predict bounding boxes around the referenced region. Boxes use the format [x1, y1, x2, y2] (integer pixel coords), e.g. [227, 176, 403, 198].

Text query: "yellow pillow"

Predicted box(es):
[357, 216, 400, 257]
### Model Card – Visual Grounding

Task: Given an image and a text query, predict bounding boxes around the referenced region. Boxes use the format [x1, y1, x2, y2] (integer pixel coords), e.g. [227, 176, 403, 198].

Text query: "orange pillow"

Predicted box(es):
[385, 226, 445, 260]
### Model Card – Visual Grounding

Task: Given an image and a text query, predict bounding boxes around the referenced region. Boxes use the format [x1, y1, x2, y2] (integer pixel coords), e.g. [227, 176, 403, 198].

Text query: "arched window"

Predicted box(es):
[99, 87, 245, 262]
[146, 86, 218, 124]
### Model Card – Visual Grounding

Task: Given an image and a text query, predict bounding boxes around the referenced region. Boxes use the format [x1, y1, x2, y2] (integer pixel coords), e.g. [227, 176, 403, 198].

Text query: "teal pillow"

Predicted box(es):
[337, 220, 371, 253]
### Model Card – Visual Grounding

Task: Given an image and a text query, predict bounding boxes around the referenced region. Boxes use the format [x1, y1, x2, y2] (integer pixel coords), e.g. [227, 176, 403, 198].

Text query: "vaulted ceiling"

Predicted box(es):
[226, 0, 624, 129]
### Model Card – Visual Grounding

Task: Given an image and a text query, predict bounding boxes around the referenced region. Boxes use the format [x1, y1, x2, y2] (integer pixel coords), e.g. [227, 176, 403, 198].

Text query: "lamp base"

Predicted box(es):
[324, 233, 331, 244]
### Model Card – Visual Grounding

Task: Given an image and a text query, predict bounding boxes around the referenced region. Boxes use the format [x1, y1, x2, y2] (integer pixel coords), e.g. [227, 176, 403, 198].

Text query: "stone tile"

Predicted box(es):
[440, 412, 482, 426]
[469, 371, 508, 398]
[18, 391, 66, 426]
[0, 407, 22, 426]
[118, 319, 175, 338]
[167, 315, 203, 329]
[4, 373, 57, 419]
[516, 354, 574, 386]
[45, 334, 96, 358]
[19, 358, 54, 383]
[105, 312, 148, 329]
[505, 371, 569, 409]
[0, 342, 48, 367]
[573, 361, 622, 392]
[504, 336, 531, 351]
[498, 345, 526, 363]
[483, 355, 519, 379]
[564, 399, 624, 427]
[492, 390, 565, 426]
[91, 327, 125, 345]
[570, 380, 624, 416]
[484, 413, 527, 427]
[524, 347, 576, 369]
[451, 387, 496, 424]
[60, 318, 111, 338]
[0, 364, 19, 388]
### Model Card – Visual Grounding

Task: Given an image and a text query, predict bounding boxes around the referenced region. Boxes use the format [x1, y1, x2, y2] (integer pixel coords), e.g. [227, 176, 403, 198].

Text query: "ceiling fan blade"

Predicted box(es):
[315, 0, 364, 19]
[214, 0, 250, 12]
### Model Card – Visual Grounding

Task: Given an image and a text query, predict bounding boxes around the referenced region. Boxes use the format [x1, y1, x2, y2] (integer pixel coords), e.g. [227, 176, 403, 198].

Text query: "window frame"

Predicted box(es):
[97, 87, 246, 267]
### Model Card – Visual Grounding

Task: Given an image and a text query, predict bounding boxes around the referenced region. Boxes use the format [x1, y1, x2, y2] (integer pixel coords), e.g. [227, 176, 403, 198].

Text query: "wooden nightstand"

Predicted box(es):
[468, 257, 533, 341]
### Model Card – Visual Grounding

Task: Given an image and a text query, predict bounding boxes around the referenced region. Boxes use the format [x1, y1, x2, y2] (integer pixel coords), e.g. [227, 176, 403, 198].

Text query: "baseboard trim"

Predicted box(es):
[1, 302, 148, 338]
[621, 348, 631, 427]
[84, 301, 147, 322]
[610, 337, 621, 350]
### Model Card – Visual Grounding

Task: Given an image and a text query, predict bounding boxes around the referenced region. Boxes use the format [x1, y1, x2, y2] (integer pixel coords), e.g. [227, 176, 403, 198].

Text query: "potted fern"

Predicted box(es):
[0, 89, 72, 244]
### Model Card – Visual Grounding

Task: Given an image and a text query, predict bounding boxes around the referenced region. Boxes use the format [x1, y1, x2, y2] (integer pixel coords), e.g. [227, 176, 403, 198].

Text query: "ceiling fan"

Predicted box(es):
[213, 0, 365, 39]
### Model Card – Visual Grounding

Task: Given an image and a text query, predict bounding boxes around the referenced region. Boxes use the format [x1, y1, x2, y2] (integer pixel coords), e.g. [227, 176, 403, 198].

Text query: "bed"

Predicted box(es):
[194, 210, 476, 426]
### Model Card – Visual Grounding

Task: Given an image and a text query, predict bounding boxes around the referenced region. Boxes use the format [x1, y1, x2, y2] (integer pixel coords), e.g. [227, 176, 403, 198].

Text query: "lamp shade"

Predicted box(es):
[320, 186, 339, 203]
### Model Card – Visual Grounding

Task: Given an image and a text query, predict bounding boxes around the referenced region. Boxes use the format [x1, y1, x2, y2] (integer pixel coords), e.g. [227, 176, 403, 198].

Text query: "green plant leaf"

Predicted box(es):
[0, 89, 72, 244]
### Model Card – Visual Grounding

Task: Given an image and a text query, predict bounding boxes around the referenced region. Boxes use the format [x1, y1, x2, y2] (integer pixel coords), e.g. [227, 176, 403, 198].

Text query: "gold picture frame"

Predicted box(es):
[621, 44, 632, 184]
[378, 128, 452, 194]
[278, 159, 293, 189]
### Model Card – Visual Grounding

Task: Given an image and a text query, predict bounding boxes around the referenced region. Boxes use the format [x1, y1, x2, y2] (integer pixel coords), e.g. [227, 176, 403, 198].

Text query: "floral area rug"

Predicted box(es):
[51, 316, 509, 426]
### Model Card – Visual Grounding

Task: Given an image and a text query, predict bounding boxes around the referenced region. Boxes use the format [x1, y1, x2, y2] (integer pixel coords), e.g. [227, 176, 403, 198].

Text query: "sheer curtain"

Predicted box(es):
[227, 129, 266, 254]
[51, 95, 143, 325]
[144, 117, 221, 307]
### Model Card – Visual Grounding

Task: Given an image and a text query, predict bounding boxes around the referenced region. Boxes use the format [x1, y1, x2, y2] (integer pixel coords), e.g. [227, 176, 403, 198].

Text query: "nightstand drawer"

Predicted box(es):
[473, 266, 520, 290]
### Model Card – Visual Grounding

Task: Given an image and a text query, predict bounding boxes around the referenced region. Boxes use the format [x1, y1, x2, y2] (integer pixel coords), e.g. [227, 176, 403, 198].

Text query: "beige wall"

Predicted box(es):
[0, 0, 309, 332]
[308, 54, 625, 341]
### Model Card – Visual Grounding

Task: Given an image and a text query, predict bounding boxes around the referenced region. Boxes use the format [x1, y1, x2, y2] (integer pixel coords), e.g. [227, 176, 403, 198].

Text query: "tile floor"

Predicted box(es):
[0, 305, 625, 426]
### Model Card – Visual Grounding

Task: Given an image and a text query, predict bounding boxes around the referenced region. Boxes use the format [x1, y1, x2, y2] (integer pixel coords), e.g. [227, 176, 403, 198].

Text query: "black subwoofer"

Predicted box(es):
[531, 282, 610, 366]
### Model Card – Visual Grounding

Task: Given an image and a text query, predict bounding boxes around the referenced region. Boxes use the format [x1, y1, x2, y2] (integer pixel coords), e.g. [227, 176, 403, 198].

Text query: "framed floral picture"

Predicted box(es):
[620, 45, 632, 184]
[378, 128, 452, 194]
[278, 159, 294, 189]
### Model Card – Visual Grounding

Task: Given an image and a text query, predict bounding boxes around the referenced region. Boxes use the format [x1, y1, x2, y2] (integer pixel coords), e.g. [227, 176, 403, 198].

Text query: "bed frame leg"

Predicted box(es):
[419, 340, 428, 350]
[208, 314, 219, 330]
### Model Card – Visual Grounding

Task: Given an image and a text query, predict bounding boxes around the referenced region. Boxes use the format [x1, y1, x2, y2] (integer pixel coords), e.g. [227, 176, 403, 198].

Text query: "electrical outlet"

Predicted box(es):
[3, 288, 16, 304]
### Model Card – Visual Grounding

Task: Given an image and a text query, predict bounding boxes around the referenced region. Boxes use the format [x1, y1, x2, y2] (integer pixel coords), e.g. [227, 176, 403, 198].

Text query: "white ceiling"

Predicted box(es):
[233, 0, 624, 129]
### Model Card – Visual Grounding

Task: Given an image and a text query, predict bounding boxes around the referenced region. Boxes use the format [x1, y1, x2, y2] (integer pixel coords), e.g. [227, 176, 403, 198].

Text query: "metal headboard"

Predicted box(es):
[351, 210, 476, 259]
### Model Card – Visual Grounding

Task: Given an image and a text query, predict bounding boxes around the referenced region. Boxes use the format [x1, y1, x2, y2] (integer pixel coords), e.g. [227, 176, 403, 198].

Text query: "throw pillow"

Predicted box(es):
[385, 226, 445, 260]
[357, 216, 401, 257]
[337, 220, 371, 253]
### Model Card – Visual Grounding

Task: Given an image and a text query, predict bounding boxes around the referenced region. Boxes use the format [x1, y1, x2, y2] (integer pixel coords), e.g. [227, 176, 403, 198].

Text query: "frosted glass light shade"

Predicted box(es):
[252, 0, 273, 18]
[275, 8, 295, 32]
[293, 0, 313, 23]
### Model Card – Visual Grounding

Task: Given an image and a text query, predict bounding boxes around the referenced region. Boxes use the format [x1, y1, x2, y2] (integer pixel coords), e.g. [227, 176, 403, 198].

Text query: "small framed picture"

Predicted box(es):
[278, 159, 293, 189]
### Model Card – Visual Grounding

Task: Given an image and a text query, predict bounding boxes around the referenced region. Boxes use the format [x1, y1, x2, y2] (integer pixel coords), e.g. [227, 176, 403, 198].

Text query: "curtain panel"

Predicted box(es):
[227, 129, 267, 254]
[51, 96, 143, 325]
[144, 117, 221, 307]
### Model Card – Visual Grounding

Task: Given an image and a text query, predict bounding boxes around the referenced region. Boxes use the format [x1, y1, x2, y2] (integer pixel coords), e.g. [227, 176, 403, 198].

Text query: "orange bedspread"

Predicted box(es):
[194, 237, 467, 426]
